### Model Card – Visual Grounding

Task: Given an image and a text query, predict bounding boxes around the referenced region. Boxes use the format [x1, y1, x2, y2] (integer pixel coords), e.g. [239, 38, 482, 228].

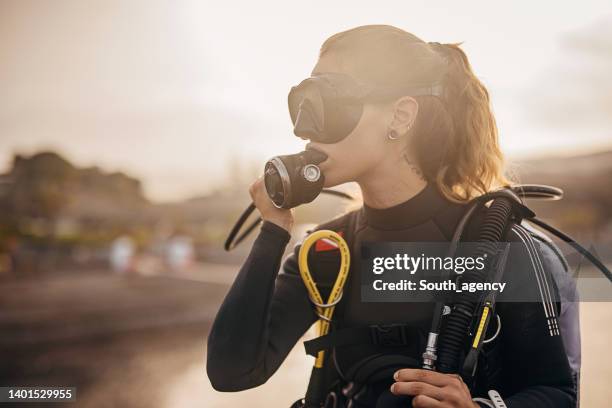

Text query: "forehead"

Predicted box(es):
[311, 53, 349, 77]
[310, 50, 385, 87]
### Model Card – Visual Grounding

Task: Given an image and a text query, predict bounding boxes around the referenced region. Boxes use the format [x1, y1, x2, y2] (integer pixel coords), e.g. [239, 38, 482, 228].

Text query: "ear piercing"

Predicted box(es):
[387, 129, 399, 140]
[387, 124, 412, 141]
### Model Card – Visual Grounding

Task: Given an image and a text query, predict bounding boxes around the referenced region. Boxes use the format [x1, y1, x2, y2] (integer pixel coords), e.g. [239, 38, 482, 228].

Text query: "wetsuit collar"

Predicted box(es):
[362, 183, 448, 230]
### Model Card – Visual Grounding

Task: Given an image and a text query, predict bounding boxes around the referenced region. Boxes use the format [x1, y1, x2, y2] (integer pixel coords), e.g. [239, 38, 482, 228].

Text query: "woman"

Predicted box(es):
[207, 25, 578, 407]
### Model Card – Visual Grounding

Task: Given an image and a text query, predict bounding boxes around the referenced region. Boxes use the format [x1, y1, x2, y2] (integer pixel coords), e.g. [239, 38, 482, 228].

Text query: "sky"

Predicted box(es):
[1, 0, 611, 201]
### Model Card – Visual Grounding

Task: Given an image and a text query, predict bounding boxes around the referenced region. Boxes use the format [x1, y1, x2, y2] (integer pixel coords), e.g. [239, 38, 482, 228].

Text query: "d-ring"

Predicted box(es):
[482, 314, 502, 344]
[307, 290, 344, 308]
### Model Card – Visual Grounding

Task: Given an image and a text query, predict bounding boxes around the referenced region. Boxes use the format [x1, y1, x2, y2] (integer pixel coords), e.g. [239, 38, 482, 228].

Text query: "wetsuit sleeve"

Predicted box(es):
[493, 225, 577, 407]
[206, 221, 318, 391]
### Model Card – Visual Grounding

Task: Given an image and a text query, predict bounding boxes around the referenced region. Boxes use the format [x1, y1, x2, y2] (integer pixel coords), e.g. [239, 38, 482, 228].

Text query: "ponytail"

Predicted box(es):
[412, 42, 509, 202]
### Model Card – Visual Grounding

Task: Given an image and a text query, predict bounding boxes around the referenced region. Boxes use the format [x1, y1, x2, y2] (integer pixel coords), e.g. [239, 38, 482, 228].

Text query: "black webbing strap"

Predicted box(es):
[304, 324, 421, 357]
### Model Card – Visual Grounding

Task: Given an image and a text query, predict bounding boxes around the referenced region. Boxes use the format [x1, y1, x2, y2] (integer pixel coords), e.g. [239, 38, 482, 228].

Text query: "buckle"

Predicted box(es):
[369, 324, 408, 347]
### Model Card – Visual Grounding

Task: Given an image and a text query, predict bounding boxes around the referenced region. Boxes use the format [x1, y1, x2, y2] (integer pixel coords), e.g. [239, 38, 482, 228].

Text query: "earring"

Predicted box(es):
[387, 129, 399, 140]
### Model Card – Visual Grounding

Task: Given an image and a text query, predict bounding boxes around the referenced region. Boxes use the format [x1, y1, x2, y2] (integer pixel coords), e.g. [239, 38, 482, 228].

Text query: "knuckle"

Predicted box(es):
[412, 395, 425, 407]
[447, 393, 462, 405]
[410, 382, 424, 394]
[415, 369, 428, 381]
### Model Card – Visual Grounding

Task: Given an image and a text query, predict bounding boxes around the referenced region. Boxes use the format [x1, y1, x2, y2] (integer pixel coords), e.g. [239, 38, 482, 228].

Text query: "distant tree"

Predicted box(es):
[6, 152, 76, 219]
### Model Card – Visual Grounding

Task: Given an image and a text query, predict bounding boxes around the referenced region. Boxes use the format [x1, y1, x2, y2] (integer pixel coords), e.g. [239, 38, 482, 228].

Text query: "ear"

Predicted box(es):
[388, 96, 418, 136]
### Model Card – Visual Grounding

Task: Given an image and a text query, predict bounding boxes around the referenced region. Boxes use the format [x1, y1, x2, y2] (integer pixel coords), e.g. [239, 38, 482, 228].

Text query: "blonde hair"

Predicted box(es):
[319, 25, 510, 202]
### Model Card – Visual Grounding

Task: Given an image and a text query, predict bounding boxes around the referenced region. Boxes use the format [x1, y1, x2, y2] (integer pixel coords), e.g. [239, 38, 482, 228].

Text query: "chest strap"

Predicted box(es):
[304, 324, 423, 357]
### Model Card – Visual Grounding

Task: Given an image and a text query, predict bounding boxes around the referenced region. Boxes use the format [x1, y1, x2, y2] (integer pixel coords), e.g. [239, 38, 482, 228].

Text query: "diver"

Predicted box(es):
[207, 25, 580, 407]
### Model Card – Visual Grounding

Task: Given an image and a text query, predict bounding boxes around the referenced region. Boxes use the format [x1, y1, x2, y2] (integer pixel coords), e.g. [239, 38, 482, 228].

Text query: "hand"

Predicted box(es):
[249, 175, 294, 233]
[390, 369, 479, 408]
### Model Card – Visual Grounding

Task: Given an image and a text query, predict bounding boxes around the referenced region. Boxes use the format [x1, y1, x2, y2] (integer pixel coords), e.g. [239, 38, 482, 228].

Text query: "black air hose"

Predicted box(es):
[436, 197, 514, 373]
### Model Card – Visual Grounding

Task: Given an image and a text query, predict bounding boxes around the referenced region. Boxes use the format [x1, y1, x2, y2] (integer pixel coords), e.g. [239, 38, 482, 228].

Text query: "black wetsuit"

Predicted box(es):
[207, 184, 578, 407]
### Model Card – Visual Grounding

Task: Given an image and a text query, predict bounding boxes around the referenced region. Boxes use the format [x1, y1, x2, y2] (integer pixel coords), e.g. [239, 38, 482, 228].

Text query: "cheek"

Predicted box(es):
[320, 104, 389, 184]
[343, 106, 388, 161]
[322, 130, 384, 182]
[319, 143, 368, 186]
[330, 134, 376, 167]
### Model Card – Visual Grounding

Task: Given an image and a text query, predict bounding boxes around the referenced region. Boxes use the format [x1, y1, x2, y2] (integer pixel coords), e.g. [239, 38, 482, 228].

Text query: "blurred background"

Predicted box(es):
[0, 1, 611, 407]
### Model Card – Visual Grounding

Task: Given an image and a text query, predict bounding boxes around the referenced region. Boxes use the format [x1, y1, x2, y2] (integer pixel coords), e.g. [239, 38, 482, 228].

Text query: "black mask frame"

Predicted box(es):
[288, 72, 444, 144]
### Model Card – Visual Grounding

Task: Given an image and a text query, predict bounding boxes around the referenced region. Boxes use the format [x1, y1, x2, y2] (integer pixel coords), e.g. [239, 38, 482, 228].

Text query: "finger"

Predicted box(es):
[249, 178, 260, 192]
[394, 369, 454, 387]
[250, 178, 265, 196]
[390, 381, 444, 400]
[448, 373, 463, 382]
[411, 394, 443, 408]
[444, 374, 467, 392]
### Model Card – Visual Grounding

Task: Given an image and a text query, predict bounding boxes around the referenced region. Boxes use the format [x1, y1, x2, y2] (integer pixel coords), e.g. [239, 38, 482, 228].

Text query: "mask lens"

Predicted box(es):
[288, 78, 325, 141]
[288, 73, 365, 144]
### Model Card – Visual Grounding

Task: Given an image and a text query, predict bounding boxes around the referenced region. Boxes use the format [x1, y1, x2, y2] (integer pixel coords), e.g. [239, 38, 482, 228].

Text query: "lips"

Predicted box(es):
[304, 145, 329, 164]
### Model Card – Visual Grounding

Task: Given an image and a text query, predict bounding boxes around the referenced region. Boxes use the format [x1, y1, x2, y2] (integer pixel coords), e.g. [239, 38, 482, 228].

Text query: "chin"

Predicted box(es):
[321, 172, 336, 188]
[322, 171, 347, 188]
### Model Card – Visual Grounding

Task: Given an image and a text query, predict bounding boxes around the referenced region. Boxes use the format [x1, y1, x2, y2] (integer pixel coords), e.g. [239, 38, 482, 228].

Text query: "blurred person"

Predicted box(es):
[5, 236, 20, 276]
[165, 235, 195, 272]
[207, 25, 579, 407]
[109, 235, 135, 274]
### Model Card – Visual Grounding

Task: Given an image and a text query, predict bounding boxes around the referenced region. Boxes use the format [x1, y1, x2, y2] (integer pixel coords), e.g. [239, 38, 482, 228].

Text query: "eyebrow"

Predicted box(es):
[311, 69, 345, 77]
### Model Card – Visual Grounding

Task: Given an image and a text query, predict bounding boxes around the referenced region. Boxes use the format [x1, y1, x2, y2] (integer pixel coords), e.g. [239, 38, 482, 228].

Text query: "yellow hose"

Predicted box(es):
[298, 230, 350, 368]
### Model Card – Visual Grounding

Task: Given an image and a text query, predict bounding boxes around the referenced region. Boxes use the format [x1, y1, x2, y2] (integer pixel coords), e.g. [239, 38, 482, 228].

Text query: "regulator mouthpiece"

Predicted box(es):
[264, 149, 327, 209]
